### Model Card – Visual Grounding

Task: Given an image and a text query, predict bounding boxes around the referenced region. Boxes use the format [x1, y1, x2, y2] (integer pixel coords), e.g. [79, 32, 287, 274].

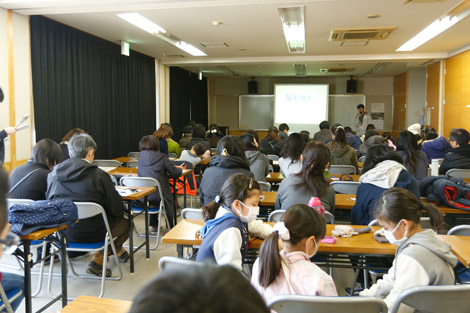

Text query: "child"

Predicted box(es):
[360, 187, 457, 313]
[179, 143, 210, 168]
[251, 204, 337, 303]
[196, 173, 272, 271]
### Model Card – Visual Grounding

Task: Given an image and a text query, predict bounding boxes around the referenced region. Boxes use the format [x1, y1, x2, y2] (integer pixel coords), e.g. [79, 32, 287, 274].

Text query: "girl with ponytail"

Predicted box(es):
[251, 204, 337, 302]
[360, 187, 457, 312]
[327, 124, 359, 173]
[275, 142, 335, 212]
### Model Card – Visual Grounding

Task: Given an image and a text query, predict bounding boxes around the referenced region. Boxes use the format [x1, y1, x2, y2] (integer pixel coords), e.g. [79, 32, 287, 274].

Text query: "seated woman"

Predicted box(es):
[259, 126, 284, 156]
[358, 130, 386, 161]
[153, 124, 171, 156]
[199, 136, 253, 206]
[179, 143, 210, 168]
[59, 128, 84, 163]
[161, 123, 182, 157]
[275, 142, 335, 212]
[241, 133, 269, 182]
[396, 130, 428, 180]
[360, 188, 457, 312]
[9, 138, 61, 200]
[137, 135, 182, 229]
[186, 124, 211, 152]
[251, 204, 337, 303]
[278, 133, 305, 178]
[327, 125, 359, 173]
[352, 144, 420, 225]
[344, 126, 362, 150]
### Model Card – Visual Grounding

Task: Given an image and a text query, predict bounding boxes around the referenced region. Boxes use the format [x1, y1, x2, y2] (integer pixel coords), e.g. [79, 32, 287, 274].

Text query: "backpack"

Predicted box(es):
[8, 199, 78, 235]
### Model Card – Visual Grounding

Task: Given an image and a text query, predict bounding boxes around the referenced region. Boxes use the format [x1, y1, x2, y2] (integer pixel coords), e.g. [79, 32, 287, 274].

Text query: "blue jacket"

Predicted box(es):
[421, 137, 451, 163]
[347, 133, 362, 151]
[351, 169, 420, 225]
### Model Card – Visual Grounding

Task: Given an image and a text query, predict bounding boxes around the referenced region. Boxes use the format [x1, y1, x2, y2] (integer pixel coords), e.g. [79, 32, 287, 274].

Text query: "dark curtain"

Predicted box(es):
[170, 67, 208, 141]
[30, 16, 156, 159]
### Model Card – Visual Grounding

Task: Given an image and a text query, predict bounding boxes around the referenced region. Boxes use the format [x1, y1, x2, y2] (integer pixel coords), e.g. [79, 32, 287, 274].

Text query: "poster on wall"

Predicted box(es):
[371, 103, 385, 130]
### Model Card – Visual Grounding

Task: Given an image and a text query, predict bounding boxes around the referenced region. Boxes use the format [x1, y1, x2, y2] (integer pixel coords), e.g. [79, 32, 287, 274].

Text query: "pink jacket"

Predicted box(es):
[251, 251, 338, 303]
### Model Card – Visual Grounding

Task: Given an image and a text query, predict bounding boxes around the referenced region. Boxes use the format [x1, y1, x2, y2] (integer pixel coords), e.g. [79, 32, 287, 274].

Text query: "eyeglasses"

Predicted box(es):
[0, 232, 20, 255]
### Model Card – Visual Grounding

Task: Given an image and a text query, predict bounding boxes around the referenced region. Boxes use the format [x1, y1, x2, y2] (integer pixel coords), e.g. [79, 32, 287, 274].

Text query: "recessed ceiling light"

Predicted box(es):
[367, 14, 381, 19]
[239, 48, 247, 51]
[212, 21, 223, 26]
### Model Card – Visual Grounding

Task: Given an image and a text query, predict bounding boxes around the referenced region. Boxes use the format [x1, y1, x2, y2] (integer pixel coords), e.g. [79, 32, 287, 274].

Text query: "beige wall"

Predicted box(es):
[155, 59, 170, 129]
[407, 68, 426, 126]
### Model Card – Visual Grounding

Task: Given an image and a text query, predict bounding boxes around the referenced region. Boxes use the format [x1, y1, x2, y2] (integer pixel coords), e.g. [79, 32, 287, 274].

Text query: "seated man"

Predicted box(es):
[313, 121, 332, 143]
[46, 133, 129, 277]
[438, 128, 470, 175]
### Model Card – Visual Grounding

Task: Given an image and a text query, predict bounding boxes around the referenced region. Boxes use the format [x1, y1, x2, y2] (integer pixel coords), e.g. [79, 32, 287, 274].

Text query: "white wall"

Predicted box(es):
[407, 68, 426, 126]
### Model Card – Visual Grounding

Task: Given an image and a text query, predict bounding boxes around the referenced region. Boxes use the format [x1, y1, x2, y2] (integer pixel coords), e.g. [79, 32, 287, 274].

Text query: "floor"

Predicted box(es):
[1, 196, 359, 312]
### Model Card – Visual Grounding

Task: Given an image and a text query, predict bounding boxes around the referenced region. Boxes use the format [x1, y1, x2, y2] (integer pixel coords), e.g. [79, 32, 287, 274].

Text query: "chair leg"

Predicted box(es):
[0, 284, 15, 313]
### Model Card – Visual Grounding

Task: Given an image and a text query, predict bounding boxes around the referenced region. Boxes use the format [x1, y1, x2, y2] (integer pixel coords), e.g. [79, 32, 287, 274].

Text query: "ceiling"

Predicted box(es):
[2, 0, 470, 78]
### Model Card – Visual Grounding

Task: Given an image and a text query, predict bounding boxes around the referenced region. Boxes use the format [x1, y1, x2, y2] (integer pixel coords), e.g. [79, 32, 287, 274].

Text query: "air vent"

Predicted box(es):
[200, 42, 229, 48]
[329, 27, 396, 41]
[320, 67, 355, 73]
[293, 64, 307, 77]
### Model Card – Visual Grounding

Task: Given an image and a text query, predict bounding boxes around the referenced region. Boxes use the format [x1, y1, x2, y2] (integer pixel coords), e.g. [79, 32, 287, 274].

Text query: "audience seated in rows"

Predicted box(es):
[178, 125, 193, 149]
[382, 132, 396, 151]
[421, 128, 451, 163]
[162, 123, 182, 157]
[153, 124, 171, 156]
[179, 143, 210, 168]
[438, 128, 470, 175]
[241, 133, 269, 182]
[327, 125, 359, 173]
[186, 124, 211, 152]
[313, 120, 332, 143]
[358, 130, 385, 160]
[259, 126, 284, 156]
[278, 123, 289, 142]
[396, 130, 428, 180]
[276, 142, 335, 212]
[9, 139, 61, 200]
[344, 126, 362, 150]
[59, 128, 85, 163]
[278, 133, 305, 178]
[299, 130, 310, 142]
[207, 124, 225, 148]
[46, 133, 130, 277]
[199, 136, 253, 206]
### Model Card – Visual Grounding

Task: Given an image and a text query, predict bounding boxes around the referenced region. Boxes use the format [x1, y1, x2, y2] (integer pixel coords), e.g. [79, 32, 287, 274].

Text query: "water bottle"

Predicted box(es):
[308, 197, 325, 216]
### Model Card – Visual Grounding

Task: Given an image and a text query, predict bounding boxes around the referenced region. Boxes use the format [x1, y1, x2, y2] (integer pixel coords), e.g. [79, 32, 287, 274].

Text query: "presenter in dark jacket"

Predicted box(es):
[9, 139, 61, 200]
[46, 133, 129, 277]
[137, 135, 182, 229]
[200, 136, 254, 206]
[438, 128, 470, 175]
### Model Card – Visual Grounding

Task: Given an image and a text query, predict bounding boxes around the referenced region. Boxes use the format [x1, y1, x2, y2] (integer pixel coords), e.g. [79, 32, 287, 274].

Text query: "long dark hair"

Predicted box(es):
[216, 136, 248, 162]
[374, 187, 443, 229]
[295, 142, 330, 197]
[201, 174, 260, 221]
[258, 204, 326, 287]
[265, 126, 281, 142]
[240, 134, 258, 151]
[362, 145, 403, 174]
[396, 130, 420, 175]
[280, 133, 305, 163]
[331, 126, 348, 147]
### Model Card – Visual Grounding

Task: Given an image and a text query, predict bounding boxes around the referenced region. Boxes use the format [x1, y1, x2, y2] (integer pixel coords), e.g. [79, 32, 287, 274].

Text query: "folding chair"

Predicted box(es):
[168, 153, 178, 159]
[258, 181, 271, 191]
[58, 202, 123, 298]
[330, 181, 360, 194]
[0, 279, 22, 313]
[181, 208, 203, 220]
[158, 256, 203, 271]
[127, 152, 139, 158]
[120, 177, 168, 250]
[448, 225, 470, 284]
[268, 294, 388, 313]
[92, 160, 121, 168]
[448, 225, 470, 236]
[267, 155, 280, 161]
[390, 284, 470, 313]
[329, 165, 356, 175]
[446, 169, 470, 179]
[127, 160, 138, 168]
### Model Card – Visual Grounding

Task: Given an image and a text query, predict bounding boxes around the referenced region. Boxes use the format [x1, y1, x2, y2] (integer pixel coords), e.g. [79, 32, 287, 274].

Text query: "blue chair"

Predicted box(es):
[0, 280, 22, 313]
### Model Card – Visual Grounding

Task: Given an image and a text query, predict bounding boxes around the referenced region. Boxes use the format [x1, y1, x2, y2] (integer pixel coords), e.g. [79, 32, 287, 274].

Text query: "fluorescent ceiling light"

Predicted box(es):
[278, 6, 305, 54]
[397, 9, 470, 51]
[117, 13, 166, 35]
[175, 41, 207, 57]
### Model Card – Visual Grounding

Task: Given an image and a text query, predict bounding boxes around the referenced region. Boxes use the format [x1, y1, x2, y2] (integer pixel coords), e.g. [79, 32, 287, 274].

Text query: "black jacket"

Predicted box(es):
[0, 129, 6, 167]
[9, 159, 50, 200]
[59, 143, 70, 163]
[199, 155, 253, 206]
[259, 138, 284, 156]
[46, 158, 125, 242]
[439, 145, 470, 175]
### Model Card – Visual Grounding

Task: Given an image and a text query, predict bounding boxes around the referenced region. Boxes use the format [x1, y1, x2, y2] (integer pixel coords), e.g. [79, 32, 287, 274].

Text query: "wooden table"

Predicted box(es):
[266, 172, 284, 182]
[21, 224, 71, 313]
[113, 156, 136, 164]
[107, 167, 137, 176]
[61, 295, 132, 313]
[260, 191, 276, 207]
[440, 235, 470, 268]
[117, 186, 156, 273]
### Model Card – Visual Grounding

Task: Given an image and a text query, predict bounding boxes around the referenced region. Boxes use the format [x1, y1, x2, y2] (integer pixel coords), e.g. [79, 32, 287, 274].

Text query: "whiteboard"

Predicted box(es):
[239, 95, 274, 130]
[329, 95, 366, 128]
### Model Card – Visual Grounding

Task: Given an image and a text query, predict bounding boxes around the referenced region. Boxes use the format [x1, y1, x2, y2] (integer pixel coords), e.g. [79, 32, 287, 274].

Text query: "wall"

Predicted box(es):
[0, 9, 33, 172]
[407, 68, 426, 126]
[425, 61, 442, 132]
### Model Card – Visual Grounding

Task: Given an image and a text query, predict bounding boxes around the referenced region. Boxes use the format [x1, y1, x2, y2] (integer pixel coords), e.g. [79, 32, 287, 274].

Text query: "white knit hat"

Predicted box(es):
[407, 123, 421, 135]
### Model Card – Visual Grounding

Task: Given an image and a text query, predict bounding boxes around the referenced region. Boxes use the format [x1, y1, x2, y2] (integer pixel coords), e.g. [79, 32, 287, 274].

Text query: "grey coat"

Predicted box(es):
[245, 150, 269, 182]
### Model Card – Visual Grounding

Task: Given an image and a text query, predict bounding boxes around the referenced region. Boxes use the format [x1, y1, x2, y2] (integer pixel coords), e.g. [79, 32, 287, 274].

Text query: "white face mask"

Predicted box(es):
[383, 220, 408, 246]
[238, 201, 259, 223]
[305, 238, 318, 258]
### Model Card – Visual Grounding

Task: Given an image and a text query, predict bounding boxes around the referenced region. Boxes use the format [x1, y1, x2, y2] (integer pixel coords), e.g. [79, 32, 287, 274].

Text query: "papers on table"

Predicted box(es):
[99, 166, 118, 172]
[15, 115, 29, 132]
[272, 160, 279, 165]
[116, 186, 141, 197]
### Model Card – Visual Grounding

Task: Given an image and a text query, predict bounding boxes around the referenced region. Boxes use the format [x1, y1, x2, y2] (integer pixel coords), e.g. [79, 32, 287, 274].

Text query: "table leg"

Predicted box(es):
[143, 196, 150, 259]
[177, 244, 183, 258]
[183, 175, 187, 208]
[60, 231, 68, 307]
[172, 179, 177, 227]
[127, 201, 134, 273]
[23, 240, 32, 313]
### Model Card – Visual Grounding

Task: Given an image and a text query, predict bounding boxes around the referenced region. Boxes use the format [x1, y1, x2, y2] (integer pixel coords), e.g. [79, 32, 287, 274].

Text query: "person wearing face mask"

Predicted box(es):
[251, 204, 337, 303]
[197, 174, 272, 271]
[360, 187, 457, 313]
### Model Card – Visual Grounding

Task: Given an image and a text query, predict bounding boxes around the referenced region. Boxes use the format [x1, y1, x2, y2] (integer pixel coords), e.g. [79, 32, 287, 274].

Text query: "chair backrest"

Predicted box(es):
[258, 181, 271, 192]
[448, 225, 470, 236]
[446, 169, 470, 179]
[93, 159, 121, 168]
[74, 202, 107, 220]
[127, 152, 139, 158]
[109, 175, 119, 186]
[330, 181, 360, 194]
[181, 208, 204, 220]
[158, 256, 204, 272]
[7, 198, 33, 210]
[127, 160, 138, 168]
[267, 154, 280, 161]
[419, 216, 432, 229]
[268, 295, 388, 313]
[268, 210, 285, 222]
[329, 165, 356, 175]
[368, 219, 379, 226]
[168, 153, 178, 159]
[120, 176, 163, 199]
[324, 211, 335, 224]
[390, 284, 470, 313]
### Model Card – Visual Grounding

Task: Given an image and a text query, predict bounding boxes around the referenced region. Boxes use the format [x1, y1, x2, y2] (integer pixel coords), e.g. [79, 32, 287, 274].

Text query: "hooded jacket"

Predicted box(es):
[360, 230, 457, 313]
[245, 150, 269, 182]
[9, 159, 50, 200]
[199, 155, 253, 206]
[421, 137, 451, 163]
[46, 158, 125, 242]
[313, 129, 332, 143]
[347, 132, 362, 150]
[438, 144, 470, 175]
[358, 135, 385, 158]
[327, 142, 359, 172]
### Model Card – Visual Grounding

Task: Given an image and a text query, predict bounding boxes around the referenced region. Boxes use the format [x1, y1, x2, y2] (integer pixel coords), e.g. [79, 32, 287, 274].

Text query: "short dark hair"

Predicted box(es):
[357, 104, 365, 109]
[279, 123, 289, 132]
[129, 263, 269, 313]
[362, 145, 403, 174]
[182, 125, 193, 134]
[240, 133, 258, 151]
[449, 128, 470, 147]
[364, 130, 380, 141]
[0, 169, 8, 233]
[365, 124, 376, 132]
[192, 143, 206, 156]
[139, 135, 160, 152]
[344, 126, 354, 134]
[246, 130, 259, 143]
[425, 131, 438, 140]
[299, 130, 310, 142]
[319, 121, 330, 130]
[192, 124, 206, 139]
[33, 139, 61, 168]
[280, 133, 306, 162]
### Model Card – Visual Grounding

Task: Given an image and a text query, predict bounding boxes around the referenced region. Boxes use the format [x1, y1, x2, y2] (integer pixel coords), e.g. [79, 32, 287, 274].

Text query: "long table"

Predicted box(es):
[61, 295, 132, 313]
